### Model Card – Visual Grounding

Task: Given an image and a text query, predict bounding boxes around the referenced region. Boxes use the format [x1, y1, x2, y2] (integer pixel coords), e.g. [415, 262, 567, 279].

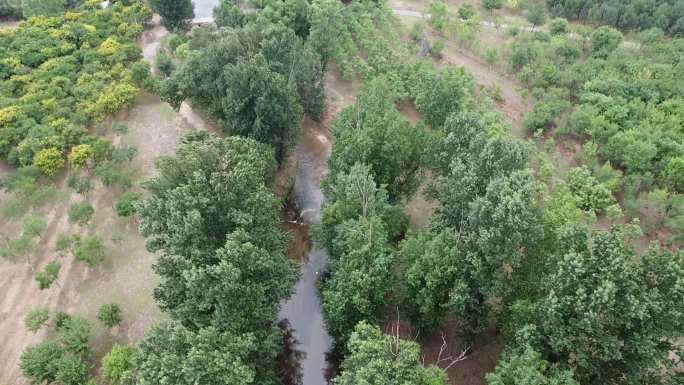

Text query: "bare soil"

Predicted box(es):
[0, 18, 214, 384]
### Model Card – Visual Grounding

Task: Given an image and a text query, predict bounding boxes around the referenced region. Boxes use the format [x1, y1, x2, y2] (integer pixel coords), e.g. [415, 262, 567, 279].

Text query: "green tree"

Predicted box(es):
[148, 0, 194, 31]
[20, 341, 62, 384]
[335, 321, 448, 385]
[591, 26, 623, 58]
[33, 148, 64, 176]
[102, 344, 135, 385]
[68, 144, 94, 169]
[486, 345, 578, 385]
[136, 132, 284, 258]
[528, 226, 684, 384]
[399, 229, 459, 333]
[35, 261, 61, 290]
[58, 316, 91, 358]
[73, 235, 105, 267]
[527, 4, 547, 30]
[67, 202, 94, 226]
[321, 217, 394, 347]
[329, 77, 426, 201]
[55, 356, 89, 385]
[482, 0, 503, 12]
[25, 307, 50, 332]
[97, 303, 122, 328]
[549, 17, 569, 35]
[115, 191, 141, 217]
[411, 66, 470, 129]
[21, 0, 65, 17]
[128, 322, 280, 385]
[153, 234, 298, 332]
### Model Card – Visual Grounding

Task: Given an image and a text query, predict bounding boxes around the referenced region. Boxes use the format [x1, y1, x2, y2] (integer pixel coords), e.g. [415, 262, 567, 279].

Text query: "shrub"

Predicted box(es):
[430, 39, 445, 59]
[111, 122, 129, 135]
[68, 144, 94, 169]
[74, 236, 105, 267]
[549, 18, 569, 35]
[25, 307, 50, 332]
[155, 50, 175, 78]
[102, 344, 135, 385]
[567, 166, 616, 212]
[458, 4, 475, 20]
[484, 47, 499, 65]
[67, 202, 94, 226]
[97, 303, 122, 328]
[67, 175, 91, 195]
[115, 191, 141, 217]
[33, 148, 64, 176]
[22, 214, 47, 237]
[35, 261, 61, 290]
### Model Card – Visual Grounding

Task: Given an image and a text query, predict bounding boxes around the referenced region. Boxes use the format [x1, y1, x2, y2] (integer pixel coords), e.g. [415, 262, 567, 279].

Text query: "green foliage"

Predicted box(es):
[590, 26, 623, 58]
[517, 226, 684, 384]
[164, 21, 325, 160]
[428, 1, 449, 31]
[153, 234, 298, 332]
[20, 341, 62, 384]
[321, 218, 394, 347]
[411, 64, 472, 129]
[102, 344, 135, 385]
[484, 47, 499, 65]
[97, 303, 122, 328]
[22, 214, 46, 237]
[35, 260, 61, 290]
[329, 77, 426, 201]
[115, 191, 141, 217]
[482, 0, 503, 12]
[57, 316, 91, 357]
[128, 321, 281, 385]
[549, 18, 569, 35]
[566, 166, 616, 213]
[67, 175, 91, 195]
[137, 132, 282, 258]
[111, 122, 129, 135]
[148, 0, 194, 31]
[21, 0, 65, 17]
[67, 201, 94, 225]
[458, 4, 475, 20]
[33, 148, 64, 176]
[0, 2, 150, 168]
[73, 235, 105, 267]
[25, 307, 50, 332]
[335, 322, 448, 385]
[154, 49, 174, 78]
[68, 144, 93, 169]
[399, 229, 458, 333]
[664, 156, 684, 193]
[546, 0, 683, 34]
[527, 4, 546, 28]
[486, 345, 578, 385]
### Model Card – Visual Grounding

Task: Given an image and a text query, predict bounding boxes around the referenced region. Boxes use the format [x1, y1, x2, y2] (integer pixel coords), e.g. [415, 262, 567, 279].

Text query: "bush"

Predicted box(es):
[484, 47, 499, 65]
[21, 0, 65, 17]
[102, 344, 135, 385]
[567, 166, 616, 212]
[115, 191, 141, 217]
[74, 236, 105, 267]
[68, 144, 94, 169]
[549, 17, 569, 35]
[55, 233, 76, 255]
[155, 50, 175, 78]
[22, 214, 47, 237]
[97, 303, 122, 328]
[430, 39, 445, 59]
[33, 148, 64, 176]
[112, 122, 129, 135]
[167, 33, 186, 52]
[67, 175, 91, 195]
[25, 307, 50, 332]
[35, 261, 61, 290]
[67, 202, 94, 226]
[458, 4, 475, 20]
[482, 0, 503, 11]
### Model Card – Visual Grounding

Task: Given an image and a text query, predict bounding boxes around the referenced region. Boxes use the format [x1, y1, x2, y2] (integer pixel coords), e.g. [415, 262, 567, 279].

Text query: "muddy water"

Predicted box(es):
[278, 119, 334, 385]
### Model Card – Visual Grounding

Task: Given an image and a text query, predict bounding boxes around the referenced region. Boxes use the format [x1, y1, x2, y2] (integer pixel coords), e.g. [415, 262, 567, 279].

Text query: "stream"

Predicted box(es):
[190, 2, 335, 384]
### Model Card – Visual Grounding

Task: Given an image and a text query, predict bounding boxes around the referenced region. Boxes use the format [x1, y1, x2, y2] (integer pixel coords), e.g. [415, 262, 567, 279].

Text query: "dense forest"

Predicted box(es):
[2, 0, 683, 384]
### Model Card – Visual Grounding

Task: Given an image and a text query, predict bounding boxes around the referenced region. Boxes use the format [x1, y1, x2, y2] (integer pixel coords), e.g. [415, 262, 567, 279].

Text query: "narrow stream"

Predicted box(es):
[278, 124, 333, 385]
[189, 3, 334, 383]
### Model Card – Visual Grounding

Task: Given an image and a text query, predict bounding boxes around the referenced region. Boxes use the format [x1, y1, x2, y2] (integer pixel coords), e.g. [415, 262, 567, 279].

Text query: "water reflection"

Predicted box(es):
[278, 119, 333, 385]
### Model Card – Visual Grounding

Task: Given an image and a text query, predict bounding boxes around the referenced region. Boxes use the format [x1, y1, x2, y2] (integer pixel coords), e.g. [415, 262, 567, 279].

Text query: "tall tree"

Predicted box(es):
[153, 233, 298, 332]
[329, 77, 426, 201]
[486, 345, 578, 385]
[148, 0, 194, 31]
[335, 321, 448, 385]
[126, 322, 282, 385]
[524, 226, 684, 384]
[136, 132, 284, 259]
